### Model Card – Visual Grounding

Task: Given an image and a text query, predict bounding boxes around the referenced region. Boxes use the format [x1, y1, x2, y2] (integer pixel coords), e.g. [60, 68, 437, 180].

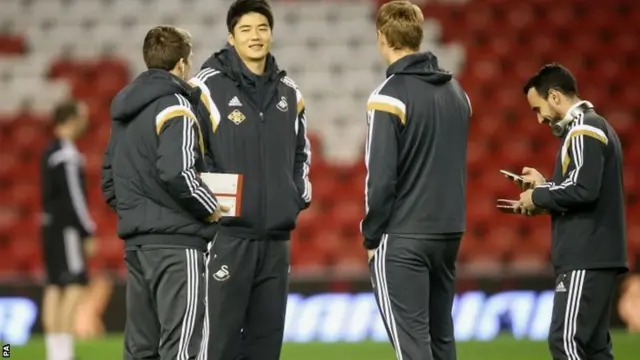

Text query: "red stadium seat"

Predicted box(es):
[2, 0, 639, 275]
[0, 35, 26, 54]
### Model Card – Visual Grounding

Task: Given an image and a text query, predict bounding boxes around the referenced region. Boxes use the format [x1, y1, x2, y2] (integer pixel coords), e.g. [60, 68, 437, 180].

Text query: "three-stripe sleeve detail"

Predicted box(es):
[169, 95, 217, 213]
[294, 86, 312, 204]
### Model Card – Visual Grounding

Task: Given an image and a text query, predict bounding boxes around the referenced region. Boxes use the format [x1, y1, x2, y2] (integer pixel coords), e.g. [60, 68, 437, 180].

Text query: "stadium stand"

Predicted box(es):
[0, 0, 638, 278]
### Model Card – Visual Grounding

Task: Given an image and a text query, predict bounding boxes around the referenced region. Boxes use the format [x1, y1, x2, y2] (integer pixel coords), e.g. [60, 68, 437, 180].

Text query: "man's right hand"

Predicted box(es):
[206, 205, 231, 223]
[521, 167, 546, 188]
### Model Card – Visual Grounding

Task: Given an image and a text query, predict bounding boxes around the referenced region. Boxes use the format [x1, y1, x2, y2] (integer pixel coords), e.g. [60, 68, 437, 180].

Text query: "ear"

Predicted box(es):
[546, 89, 557, 103]
[227, 33, 235, 46]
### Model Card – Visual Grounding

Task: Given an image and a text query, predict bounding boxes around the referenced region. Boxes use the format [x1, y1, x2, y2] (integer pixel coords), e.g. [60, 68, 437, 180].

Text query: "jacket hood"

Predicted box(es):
[201, 45, 283, 87]
[110, 69, 196, 123]
[386, 52, 453, 85]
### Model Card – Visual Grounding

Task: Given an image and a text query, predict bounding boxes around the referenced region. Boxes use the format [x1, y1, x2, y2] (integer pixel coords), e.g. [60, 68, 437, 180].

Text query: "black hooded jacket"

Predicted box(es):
[189, 47, 311, 240]
[361, 52, 471, 249]
[101, 69, 218, 250]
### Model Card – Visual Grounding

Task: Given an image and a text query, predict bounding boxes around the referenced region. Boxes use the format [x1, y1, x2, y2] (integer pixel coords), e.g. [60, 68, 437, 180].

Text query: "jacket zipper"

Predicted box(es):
[239, 73, 284, 238]
[259, 111, 266, 237]
[258, 75, 282, 238]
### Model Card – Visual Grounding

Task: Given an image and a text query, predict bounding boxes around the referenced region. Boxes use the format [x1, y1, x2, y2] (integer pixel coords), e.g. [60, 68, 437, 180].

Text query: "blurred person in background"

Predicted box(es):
[618, 274, 640, 332]
[101, 25, 226, 360]
[362, 2, 470, 360]
[516, 64, 628, 360]
[40, 99, 96, 360]
[189, 0, 311, 358]
[74, 272, 114, 339]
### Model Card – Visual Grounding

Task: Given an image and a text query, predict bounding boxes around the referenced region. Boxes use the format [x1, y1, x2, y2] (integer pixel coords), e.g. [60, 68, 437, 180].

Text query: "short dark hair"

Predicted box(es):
[52, 101, 79, 126]
[376, 0, 424, 51]
[142, 26, 192, 71]
[227, 0, 274, 33]
[523, 63, 579, 99]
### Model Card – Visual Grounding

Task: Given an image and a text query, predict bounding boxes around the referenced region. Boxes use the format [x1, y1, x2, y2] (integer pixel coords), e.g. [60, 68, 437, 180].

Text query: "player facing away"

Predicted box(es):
[101, 26, 227, 360]
[515, 64, 628, 360]
[189, 0, 311, 359]
[40, 100, 95, 360]
[362, 2, 471, 360]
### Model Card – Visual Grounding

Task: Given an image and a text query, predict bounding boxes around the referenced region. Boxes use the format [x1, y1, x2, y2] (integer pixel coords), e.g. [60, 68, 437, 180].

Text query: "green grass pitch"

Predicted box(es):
[8, 332, 640, 359]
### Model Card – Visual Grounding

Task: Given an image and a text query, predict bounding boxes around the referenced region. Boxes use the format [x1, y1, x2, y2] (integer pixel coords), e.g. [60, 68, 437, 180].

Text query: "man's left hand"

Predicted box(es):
[516, 189, 536, 215]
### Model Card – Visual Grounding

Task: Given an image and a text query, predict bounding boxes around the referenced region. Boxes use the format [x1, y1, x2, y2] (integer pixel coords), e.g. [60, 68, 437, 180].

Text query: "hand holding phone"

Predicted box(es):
[496, 199, 519, 214]
[500, 170, 524, 182]
[500, 169, 532, 190]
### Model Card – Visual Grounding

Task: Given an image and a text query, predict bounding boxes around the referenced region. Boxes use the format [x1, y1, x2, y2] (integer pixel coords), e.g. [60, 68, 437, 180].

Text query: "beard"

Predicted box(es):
[549, 113, 572, 137]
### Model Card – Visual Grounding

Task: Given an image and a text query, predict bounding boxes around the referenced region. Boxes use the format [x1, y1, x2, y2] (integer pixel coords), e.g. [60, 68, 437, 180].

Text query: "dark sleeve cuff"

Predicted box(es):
[363, 238, 381, 250]
[532, 187, 551, 209]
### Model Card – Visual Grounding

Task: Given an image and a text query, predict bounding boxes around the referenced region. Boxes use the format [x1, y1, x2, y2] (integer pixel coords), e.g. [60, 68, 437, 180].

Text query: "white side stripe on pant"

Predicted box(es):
[373, 235, 404, 360]
[62, 227, 84, 274]
[197, 241, 215, 360]
[178, 249, 200, 360]
[563, 270, 586, 360]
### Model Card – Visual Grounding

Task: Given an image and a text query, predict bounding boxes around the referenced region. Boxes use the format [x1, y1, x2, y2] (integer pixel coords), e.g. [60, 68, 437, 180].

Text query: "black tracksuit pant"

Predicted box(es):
[548, 269, 618, 360]
[204, 233, 290, 360]
[369, 234, 460, 360]
[124, 245, 206, 360]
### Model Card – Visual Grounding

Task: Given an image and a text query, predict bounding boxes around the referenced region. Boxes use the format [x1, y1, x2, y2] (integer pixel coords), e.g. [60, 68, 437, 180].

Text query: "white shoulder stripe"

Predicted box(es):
[566, 124, 608, 144]
[189, 71, 221, 131]
[464, 92, 472, 116]
[281, 76, 298, 90]
[367, 94, 406, 115]
[195, 68, 219, 81]
[155, 105, 195, 127]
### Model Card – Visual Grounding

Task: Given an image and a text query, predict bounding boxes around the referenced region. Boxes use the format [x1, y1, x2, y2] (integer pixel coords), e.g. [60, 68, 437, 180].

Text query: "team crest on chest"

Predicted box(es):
[276, 96, 288, 112]
[227, 109, 246, 125]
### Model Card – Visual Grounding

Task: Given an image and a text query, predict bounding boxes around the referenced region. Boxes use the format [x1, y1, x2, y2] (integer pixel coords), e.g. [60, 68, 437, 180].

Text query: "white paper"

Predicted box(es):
[200, 173, 241, 195]
[216, 196, 238, 216]
[200, 173, 242, 217]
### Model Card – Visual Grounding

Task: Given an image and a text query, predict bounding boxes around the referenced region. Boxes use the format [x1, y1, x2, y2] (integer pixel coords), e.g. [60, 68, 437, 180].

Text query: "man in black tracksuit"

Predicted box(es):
[363, 3, 471, 360]
[101, 26, 223, 360]
[188, 1, 311, 359]
[40, 100, 93, 360]
[517, 64, 628, 360]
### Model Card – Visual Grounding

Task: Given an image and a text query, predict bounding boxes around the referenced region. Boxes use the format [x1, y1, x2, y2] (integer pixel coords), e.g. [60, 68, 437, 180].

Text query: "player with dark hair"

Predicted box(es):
[516, 63, 628, 360]
[41, 99, 94, 360]
[101, 25, 227, 359]
[363, 2, 471, 359]
[188, 0, 311, 359]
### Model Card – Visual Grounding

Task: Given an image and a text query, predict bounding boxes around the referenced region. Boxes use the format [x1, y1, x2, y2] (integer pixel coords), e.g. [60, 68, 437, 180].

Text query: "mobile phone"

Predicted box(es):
[500, 170, 524, 182]
[496, 199, 518, 213]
